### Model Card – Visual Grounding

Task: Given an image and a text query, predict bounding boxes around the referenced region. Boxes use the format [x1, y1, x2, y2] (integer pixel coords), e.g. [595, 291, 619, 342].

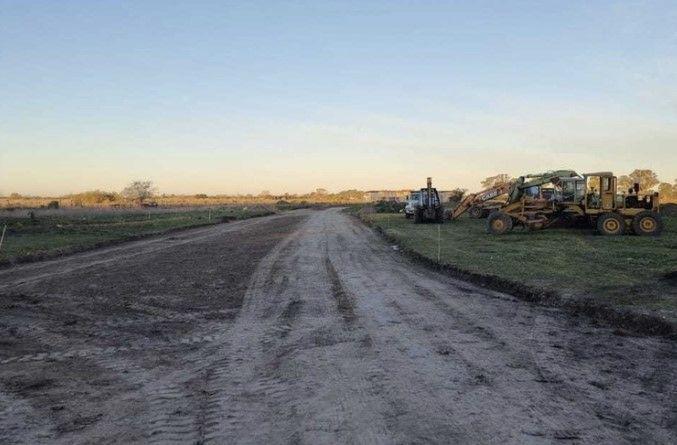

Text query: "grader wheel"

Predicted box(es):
[632, 211, 663, 236]
[597, 212, 625, 236]
[486, 212, 513, 235]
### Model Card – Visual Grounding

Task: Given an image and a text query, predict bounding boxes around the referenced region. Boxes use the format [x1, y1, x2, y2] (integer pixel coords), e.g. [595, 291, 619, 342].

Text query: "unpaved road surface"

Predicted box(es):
[1, 208, 675, 444]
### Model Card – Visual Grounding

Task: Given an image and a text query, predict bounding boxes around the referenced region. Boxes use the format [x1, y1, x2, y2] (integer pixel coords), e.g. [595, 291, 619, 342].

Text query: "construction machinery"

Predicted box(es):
[484, 171, 662, 236]
[448, 171, 577, 222]
[412, 177, 444, 223]
[404, 191, 421, 219]
[467, 199, 505, 219]
[448, 181, 514, 220]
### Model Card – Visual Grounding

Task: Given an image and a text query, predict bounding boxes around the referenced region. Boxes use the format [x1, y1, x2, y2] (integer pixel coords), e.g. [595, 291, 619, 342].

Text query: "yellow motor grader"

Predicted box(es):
[485, 171, 662, 236]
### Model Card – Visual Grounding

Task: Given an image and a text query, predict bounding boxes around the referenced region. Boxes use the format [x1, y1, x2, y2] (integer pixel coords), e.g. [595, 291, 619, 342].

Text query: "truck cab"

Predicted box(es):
[404, 191, 421, 218]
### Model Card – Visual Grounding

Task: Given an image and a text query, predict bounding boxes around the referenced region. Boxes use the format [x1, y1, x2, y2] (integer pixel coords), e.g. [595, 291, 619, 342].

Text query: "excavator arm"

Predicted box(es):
[449, 170, 581, 221]
[508, 170, 581, 202]
[449, 182, 512, 220]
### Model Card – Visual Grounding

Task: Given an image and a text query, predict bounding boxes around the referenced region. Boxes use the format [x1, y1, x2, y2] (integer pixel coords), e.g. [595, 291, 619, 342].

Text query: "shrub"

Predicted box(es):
[374, 200, 406, 213]
[276, 200, 291, 210]
[70, 190, 118, 206]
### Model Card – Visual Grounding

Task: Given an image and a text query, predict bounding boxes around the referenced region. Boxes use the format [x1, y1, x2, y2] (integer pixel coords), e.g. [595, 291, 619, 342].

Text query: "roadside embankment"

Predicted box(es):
[356, 210, 676, 337]
[0, 206, 276, 267]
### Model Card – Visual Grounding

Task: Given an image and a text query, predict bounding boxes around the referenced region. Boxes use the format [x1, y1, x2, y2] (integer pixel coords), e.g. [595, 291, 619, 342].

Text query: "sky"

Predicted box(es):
[1, 0, 676, 195]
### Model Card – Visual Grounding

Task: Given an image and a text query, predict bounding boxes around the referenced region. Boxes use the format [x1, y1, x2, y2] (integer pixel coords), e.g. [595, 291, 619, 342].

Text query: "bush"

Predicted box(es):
[47, 200, 60, 209]
[374, 200, 406, 213]
[70, 190, 118, 206]
[276, 200, 291, 210]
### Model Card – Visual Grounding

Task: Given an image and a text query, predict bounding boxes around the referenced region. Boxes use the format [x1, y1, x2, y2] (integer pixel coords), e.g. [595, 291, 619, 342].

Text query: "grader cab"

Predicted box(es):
[485, 171, 663, 236]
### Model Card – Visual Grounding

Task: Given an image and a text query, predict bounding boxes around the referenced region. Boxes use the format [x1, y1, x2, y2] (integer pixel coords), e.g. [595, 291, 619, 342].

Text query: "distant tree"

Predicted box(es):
[315, 188, 328, 195]
[658, 180, 677, 202]
[122, 180, 157, 205]
[448, 188, 467, 204]
[617, 175, 632, 192]
[9, 192, 21, 199]
[194, 193, 208, 199]
[617, 169, 659, 193]
[259, 190, 271, 197]
[480, 174, 512, 189]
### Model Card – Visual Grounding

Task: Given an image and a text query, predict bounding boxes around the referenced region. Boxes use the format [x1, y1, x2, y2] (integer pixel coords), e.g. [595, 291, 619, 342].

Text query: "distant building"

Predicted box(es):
[363, 189, 459, 204]
[363, 190, 410, 202]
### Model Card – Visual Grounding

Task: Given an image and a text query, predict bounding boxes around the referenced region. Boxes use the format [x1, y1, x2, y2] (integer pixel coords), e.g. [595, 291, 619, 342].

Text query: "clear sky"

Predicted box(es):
[1, 0, 676, 195]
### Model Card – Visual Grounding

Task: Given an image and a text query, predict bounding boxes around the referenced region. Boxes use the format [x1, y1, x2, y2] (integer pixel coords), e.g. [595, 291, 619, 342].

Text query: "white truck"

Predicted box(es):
[404, 191, 421, 219]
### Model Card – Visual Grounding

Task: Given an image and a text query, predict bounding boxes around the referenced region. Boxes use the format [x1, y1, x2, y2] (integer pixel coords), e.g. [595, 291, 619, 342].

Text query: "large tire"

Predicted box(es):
[405, 213, 412, 219]
[469, 206, 483, 219]
[632, 211, 663, 236]
[413, 209, 423, 224]
[597, 212, 625, 236]
[486, 212, 513, 235]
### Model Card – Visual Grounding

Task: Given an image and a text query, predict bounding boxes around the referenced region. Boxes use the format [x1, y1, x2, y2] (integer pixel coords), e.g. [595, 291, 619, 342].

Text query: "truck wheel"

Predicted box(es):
[414, 209, 422, 224]
[597, 212, 625, 236]
[469, 206, 483, 219]
[486, 212, 513, 234]
[435, 208, 444, 223]
[405, 213, 412, 219]
[632, 211, 663, 236]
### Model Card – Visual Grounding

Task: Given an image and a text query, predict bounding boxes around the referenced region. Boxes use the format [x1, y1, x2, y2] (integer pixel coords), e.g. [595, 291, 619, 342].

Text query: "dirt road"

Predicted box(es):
[1, 208, 674, 444]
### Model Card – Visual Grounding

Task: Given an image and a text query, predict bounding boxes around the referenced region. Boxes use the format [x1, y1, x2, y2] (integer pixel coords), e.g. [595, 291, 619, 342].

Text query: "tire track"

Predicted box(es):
[324, 256, 356, 323]
[0, 334, 225, 366]
[323, 208, 675, 443]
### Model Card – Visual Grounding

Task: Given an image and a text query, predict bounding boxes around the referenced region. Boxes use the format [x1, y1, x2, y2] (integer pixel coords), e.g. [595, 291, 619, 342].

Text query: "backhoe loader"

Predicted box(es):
[448, 170, 578, 221]
[448, 181, 513, 220]
[412, 177, 444, 223]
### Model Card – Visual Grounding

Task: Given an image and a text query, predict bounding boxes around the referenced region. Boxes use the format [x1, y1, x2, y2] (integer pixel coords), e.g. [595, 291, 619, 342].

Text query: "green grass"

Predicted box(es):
[0, 206, 274, 264]
[363, 212, 677, 321]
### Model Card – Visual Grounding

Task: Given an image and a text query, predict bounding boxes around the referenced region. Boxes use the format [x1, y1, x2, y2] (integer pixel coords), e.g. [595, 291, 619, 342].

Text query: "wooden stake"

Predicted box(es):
[0, 224, 6, 252]
[437, 224, 441, 263]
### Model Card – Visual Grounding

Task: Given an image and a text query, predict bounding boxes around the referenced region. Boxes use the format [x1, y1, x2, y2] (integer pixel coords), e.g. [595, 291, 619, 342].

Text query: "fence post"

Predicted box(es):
[0, 224, 7, 253]
[437, 224, 441, 263]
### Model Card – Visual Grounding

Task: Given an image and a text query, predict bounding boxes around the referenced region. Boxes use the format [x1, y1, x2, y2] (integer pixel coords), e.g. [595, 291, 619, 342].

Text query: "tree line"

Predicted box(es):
[4, 170, 676, 207]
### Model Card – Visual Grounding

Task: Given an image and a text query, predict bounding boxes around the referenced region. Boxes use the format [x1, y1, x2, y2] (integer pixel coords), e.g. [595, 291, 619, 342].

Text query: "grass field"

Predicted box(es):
[361, 212, 677, 322]
[0, 206, 274, 265]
